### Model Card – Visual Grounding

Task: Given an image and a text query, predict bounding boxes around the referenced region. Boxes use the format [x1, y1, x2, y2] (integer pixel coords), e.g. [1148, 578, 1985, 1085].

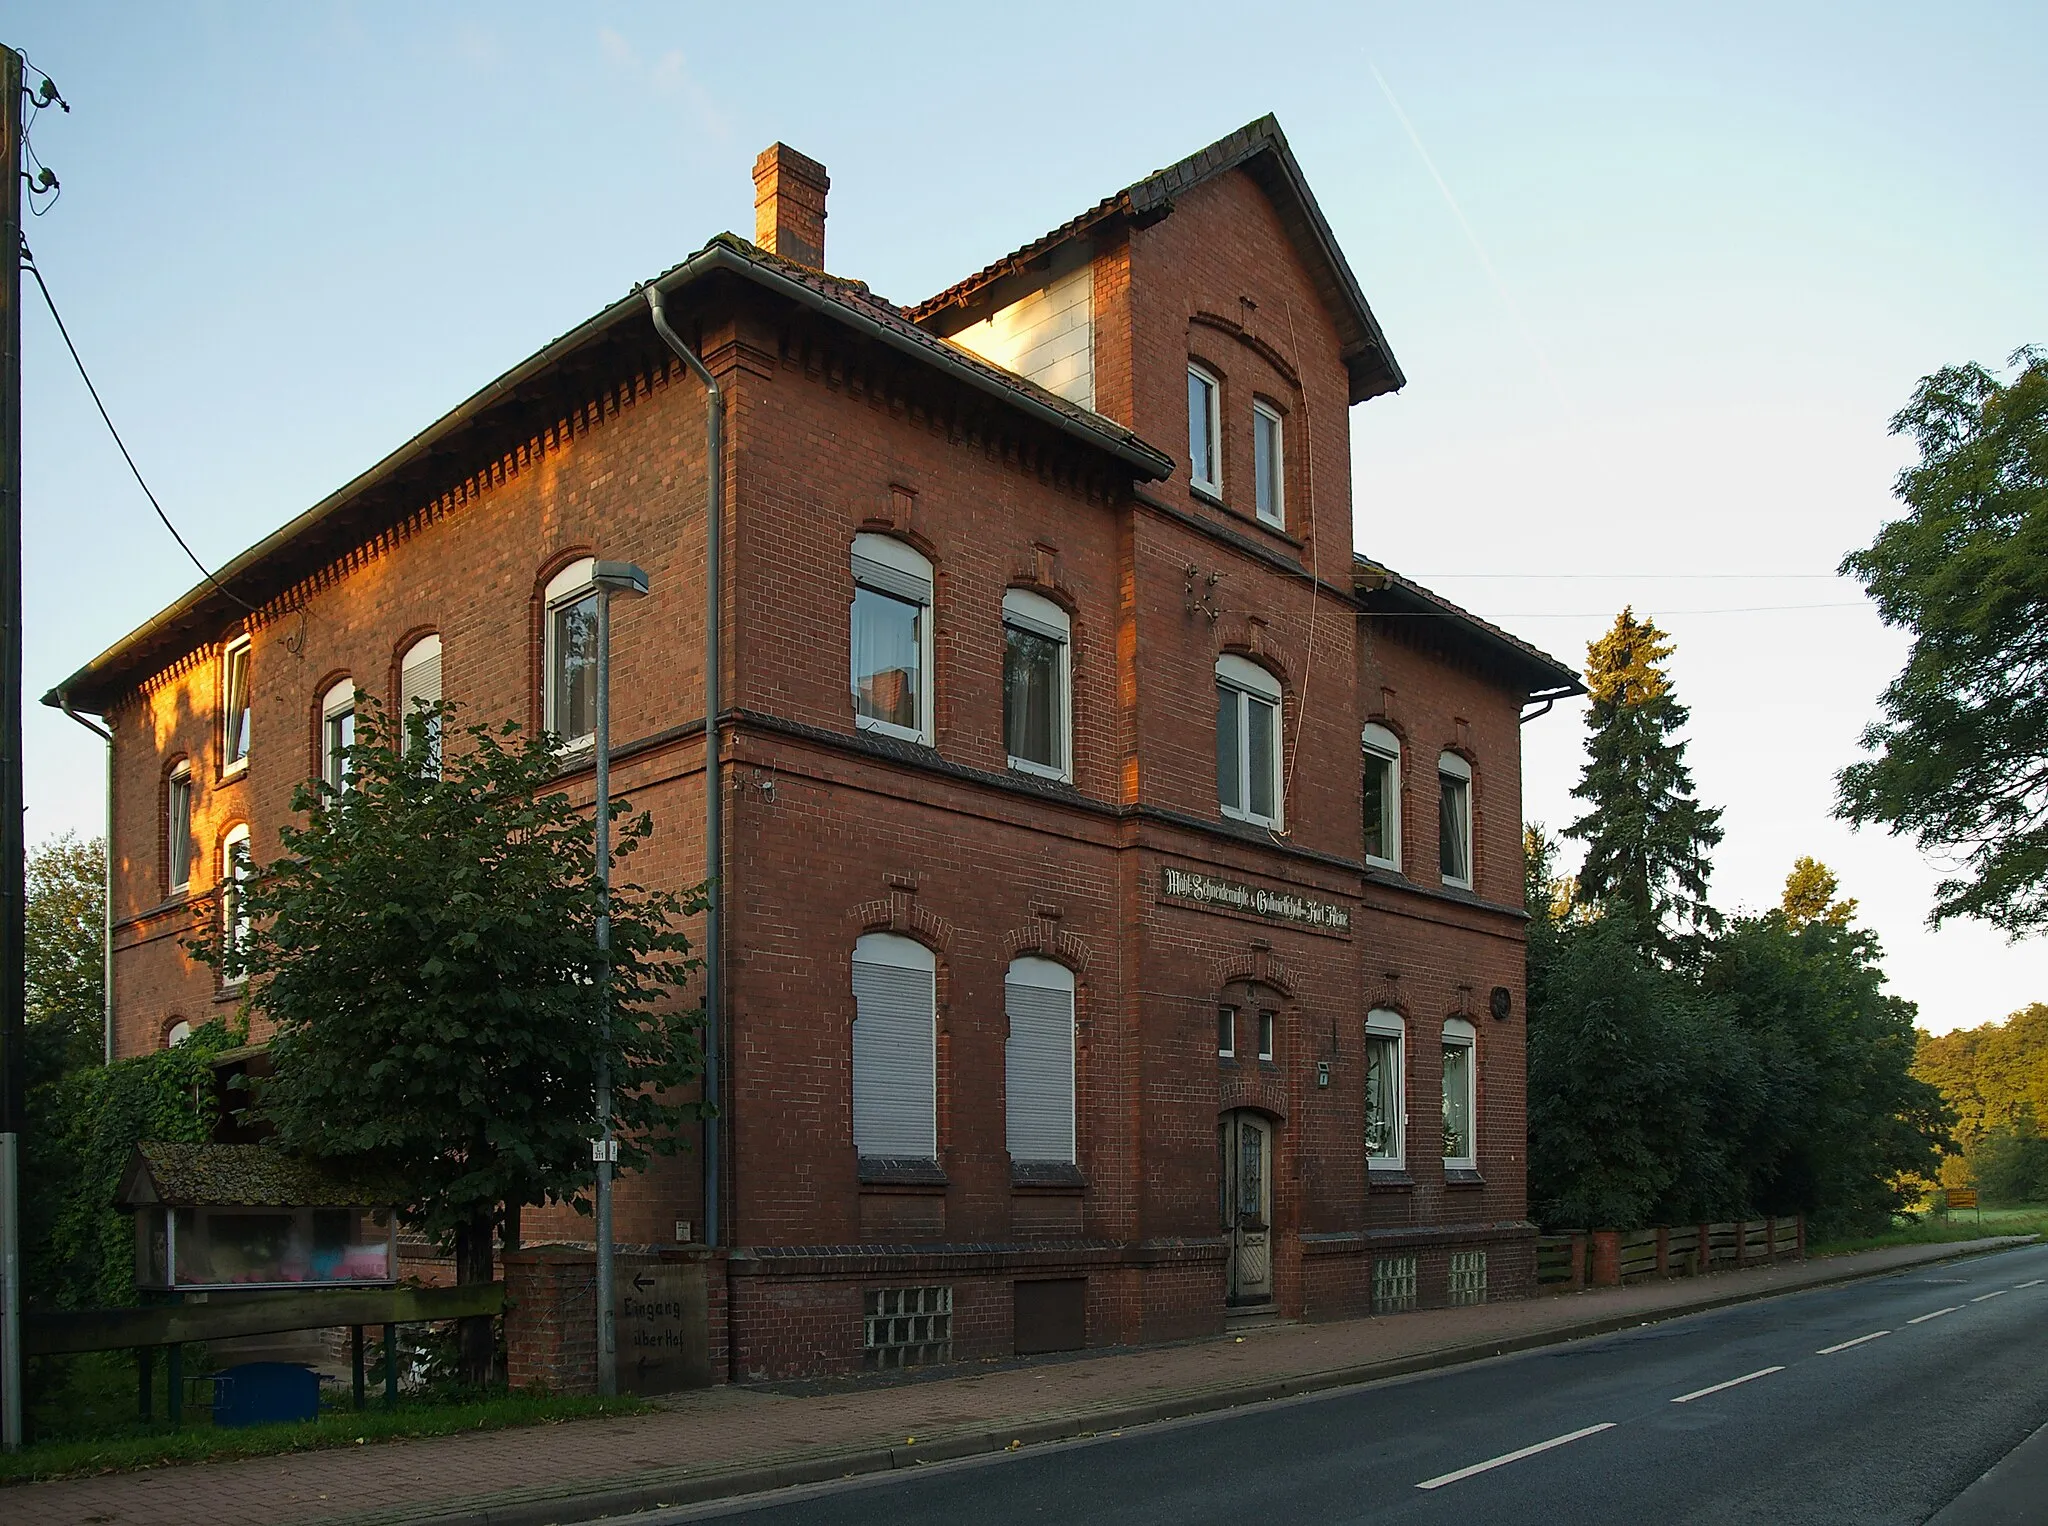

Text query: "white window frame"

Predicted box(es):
[1252, 399, 1285, 528]
[1256, 1007, 1276, 1063]
[400, 634, 444, 766]
[167, 763, 194, 893]
[1365, 1009, 1405, 1171]
[1362, 723, 1402, 872]
[221, 637, 252, 777]
[222, 823, 252, 987]
[1442, 1017, 1476, 1170]
[1438, 751, 1473, 891]
[1217, 1004, 1237, 1059]
[1004, 956, 1077, 1166]
[1188, 363, 1222, 497]
[544, 559, 599, 752]
[1216, 654, 1283, 829]
[850, 932, 938, 1161]
[1001, 587, 1071, 782]
[850, 533, 935, 747]
[164, 1020, 192, 1049]
[320, 679, 356, 794]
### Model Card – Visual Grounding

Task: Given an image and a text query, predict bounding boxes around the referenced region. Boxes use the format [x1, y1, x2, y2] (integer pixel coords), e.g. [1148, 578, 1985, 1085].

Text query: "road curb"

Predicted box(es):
[325, 1236, 2040, 1526]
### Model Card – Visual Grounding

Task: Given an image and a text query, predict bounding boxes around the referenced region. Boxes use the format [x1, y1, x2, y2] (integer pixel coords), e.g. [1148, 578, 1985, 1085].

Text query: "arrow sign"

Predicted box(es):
[632, 1273, 654, 1293]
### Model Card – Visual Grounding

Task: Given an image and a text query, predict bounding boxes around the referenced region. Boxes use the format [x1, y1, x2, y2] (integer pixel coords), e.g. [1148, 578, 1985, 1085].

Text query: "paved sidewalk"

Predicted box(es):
[9, 1236, 2033, 1526]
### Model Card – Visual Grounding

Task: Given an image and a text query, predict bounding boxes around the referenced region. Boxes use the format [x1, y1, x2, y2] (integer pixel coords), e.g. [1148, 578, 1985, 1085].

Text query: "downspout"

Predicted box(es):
[643, 285, 726, 1251]
[58, 695, 114, 1064]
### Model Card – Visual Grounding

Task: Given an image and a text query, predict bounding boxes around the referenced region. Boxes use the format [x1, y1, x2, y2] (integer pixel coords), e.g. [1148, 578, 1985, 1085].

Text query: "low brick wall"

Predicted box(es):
[504, 1245, 725, 1394]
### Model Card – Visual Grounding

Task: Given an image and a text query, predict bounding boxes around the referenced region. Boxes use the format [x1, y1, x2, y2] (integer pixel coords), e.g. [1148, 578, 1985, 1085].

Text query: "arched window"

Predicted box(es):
[164, 1019, 192, 1048]
[1365, 1009, 1405, 1170]
[850, 534, 934, 746]
[1252, 399, 1285, 528]
[1005, 957, 1075, 1166]
[1439, 752, 1472, 890]
[320, 679, 356, 793]
[851, 933, 937, 1161]
[1362, 723, 1401, 871]
[1442, 1017, 1476, 1169]
[544, 559, 599, 748]
[222, 636, 252, 774]
[1216, 654, 1282, 828]
[222, 824, 252, 986]
[399, 634, 444, 767]
[1187, 363, 1221, 495]
[166, 761, 194, 894]
[1002, 588, 1071, 781]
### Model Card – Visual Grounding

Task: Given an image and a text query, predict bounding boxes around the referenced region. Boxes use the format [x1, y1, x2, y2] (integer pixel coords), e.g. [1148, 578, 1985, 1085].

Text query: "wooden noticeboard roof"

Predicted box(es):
[118, 1142, 399, 1210]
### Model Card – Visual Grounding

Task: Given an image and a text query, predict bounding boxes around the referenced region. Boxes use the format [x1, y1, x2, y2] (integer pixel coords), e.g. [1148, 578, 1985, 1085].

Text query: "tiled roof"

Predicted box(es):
[1353, 554, 1584, 696]
[909, 115, 1404, 404]
[120, 1142, 401, 1208]
[705, 235, 1166, 468]
[47, 233, 1174, 712]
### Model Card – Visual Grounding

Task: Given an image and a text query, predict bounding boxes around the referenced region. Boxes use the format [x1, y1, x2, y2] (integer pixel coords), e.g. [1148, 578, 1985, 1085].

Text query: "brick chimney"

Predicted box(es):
[752, 144, 830, 269]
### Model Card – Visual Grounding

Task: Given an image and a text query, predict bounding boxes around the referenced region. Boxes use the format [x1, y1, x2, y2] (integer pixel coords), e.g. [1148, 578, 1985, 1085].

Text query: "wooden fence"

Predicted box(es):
[1535, 1217, 1804, 1291]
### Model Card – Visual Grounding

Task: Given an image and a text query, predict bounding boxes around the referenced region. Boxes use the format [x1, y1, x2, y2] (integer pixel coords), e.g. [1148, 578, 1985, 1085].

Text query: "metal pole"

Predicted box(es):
[642, 289, 723, 1251]
[1, 43, 28, 1456]
[593, 587, 616, 1397]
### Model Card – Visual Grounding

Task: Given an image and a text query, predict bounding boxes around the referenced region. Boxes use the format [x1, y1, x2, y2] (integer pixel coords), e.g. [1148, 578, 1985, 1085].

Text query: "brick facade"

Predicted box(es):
[53, 117, 1579, 1384]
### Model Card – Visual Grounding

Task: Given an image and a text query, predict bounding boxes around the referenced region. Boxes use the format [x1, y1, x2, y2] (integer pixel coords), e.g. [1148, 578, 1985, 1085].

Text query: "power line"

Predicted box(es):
[20, 242, 254, 612]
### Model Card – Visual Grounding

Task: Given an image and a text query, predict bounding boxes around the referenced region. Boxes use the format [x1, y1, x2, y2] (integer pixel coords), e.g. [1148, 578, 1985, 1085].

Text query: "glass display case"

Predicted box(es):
[134, 1203, 396, 1291]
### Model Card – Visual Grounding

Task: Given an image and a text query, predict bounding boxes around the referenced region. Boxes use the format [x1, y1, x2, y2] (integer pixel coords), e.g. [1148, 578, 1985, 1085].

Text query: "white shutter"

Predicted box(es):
[852, 958, 936, 1158]
[1005, 970, 1075, 1164]
[401, 646, 442, 713]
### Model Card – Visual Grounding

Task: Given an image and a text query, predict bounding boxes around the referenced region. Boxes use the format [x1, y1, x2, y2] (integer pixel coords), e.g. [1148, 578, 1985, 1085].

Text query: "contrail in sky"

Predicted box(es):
[1369, 62, 1574, 416]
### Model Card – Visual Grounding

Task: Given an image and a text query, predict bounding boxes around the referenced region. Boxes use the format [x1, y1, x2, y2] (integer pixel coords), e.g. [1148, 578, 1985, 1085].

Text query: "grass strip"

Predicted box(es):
[0, 1391, 650, 1486]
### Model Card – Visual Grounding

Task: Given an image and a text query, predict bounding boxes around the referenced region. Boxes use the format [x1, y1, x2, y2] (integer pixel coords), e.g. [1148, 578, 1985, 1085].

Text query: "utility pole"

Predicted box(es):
[1, 41, 28, 1455]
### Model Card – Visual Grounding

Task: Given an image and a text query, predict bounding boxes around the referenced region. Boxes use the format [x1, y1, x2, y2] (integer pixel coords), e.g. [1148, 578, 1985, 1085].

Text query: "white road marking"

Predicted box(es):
[1670, 1366, 1786, 1404]
[1817, 1331, 1890, 1354]
[1972, 1291, 2007, 1303]
[1414, 1423, 1618, 1490]
[2017, 1280, 2045, 1289]
[1907, 1307, 1961, 1324]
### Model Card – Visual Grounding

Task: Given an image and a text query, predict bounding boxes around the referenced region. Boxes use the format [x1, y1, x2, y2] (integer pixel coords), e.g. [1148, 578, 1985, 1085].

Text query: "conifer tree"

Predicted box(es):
[1564, 608, 1724, 961]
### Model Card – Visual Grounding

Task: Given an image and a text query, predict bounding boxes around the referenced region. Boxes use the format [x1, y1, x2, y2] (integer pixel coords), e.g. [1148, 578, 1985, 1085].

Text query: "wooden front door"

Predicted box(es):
[1220, 1110, 1274, 1305]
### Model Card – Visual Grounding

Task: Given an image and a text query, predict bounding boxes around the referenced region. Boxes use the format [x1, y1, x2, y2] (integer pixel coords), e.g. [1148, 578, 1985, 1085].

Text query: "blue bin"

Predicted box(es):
[212, 1362, 321, 1428]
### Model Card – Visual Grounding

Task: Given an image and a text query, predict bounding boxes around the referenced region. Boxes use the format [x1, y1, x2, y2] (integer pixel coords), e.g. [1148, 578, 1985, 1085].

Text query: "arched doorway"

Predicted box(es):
[1218, 1109, 1275, 1306]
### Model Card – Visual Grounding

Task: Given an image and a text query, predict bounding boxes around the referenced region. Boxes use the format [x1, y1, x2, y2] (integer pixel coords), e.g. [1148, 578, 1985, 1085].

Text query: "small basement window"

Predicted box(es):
[863, 1285, 952, 1369]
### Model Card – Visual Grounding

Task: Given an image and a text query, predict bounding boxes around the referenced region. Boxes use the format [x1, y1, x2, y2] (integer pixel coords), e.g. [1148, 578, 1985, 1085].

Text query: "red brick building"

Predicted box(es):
[49, 118, 1579, 1380]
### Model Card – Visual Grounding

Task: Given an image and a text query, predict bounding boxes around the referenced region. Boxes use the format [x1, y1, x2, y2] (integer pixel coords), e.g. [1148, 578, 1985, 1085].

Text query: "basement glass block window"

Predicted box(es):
[1373, 1254, 1417, 1315]
[1449, 1250, 1488, 1307]
[863, 1286, 952, 1370]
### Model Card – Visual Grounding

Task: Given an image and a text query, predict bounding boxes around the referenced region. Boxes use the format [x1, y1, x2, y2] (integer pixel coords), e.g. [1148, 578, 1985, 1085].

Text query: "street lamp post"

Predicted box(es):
[589, 559, 648, 1399]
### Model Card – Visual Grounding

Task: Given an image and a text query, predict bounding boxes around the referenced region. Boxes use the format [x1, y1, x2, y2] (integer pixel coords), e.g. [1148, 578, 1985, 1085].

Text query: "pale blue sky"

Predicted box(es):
[6, 2, 2044, 1031]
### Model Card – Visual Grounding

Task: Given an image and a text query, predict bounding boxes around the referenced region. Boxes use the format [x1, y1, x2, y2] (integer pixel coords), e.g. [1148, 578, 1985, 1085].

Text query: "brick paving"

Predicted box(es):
[8, 1238, 2030, 1526]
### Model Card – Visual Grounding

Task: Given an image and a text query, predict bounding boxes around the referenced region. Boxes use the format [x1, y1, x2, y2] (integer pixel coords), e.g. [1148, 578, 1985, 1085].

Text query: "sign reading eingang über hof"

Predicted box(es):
[1159, 865, 1352, 936]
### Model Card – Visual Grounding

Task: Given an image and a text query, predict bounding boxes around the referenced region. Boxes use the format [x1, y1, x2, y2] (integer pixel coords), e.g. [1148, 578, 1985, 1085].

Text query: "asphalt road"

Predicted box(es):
[642, 1241, 2048, 1526]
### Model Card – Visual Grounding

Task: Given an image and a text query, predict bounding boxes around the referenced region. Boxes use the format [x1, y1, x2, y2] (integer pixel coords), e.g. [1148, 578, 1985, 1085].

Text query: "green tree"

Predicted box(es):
[1966, 1120, 2048, 1205]
[1914, 1003, 2048, 1151]
[1837, 347, 2048, 935]
[1524, 821, 1757, 1229]
[192, 699, 706, 1385]
[21, 833, 110, 1312]
[1564, 609, 1725, 964]
[1703, 870, 1950, 1237]
[1781, 856, 1858, 930]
